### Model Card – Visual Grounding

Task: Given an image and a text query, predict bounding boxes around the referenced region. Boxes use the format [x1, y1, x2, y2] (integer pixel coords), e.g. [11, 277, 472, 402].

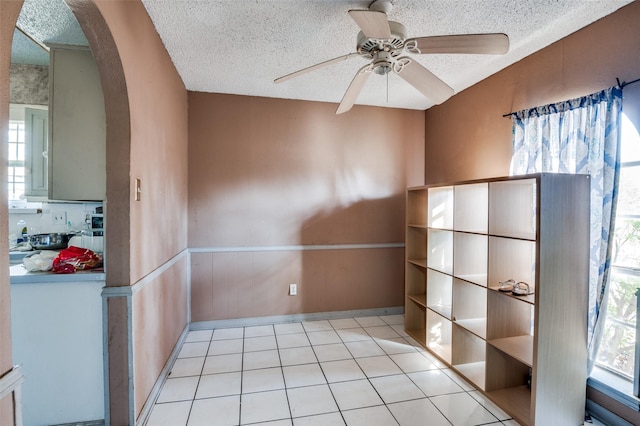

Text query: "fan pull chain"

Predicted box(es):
[386, 72, 389, 104]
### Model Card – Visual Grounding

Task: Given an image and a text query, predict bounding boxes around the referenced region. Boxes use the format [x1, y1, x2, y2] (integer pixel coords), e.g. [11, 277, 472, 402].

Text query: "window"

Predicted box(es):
[594, 112, 640, 392]
[8, 120, 26, 201]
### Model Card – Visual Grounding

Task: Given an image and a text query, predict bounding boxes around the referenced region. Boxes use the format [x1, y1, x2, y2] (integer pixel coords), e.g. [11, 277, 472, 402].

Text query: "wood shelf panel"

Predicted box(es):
[408, 293, 426, 308]
[408, 224, 428, 229]
[408, 258, 427, 268]
[454, 361, 486, 390]
[487, 386, 531, 425]
[454, 318, 486, 339]
[428, 304, 452, 319]
[454, 273, 488, 287]
[406, 328, 426, 348]
[488, 335, 534, 367]
[487, 287, 535, 305]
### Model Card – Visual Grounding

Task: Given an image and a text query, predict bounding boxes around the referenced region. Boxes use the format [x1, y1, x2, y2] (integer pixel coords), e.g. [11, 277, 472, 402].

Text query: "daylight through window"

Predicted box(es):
[595, 113, 640, 387]
[7, 120, 25, 201]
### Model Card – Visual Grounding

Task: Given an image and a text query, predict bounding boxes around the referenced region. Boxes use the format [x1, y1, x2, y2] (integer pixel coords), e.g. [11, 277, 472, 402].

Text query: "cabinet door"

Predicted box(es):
[24, 108, 48, 197]
[49, 47, 106, 201]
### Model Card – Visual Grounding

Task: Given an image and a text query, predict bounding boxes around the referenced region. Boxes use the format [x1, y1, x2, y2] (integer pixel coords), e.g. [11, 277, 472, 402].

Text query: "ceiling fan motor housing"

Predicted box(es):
[356, 21, 407, 59]
[356, 21, 407, 75]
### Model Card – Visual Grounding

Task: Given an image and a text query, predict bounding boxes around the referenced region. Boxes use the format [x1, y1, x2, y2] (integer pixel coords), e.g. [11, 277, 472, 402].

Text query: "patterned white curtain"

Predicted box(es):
[510, 87, 623, 372]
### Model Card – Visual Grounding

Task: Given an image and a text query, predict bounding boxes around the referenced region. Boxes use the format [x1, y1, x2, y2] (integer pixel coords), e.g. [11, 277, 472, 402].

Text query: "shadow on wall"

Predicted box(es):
[293, 194, 406, 315]
[190, 195, 406, 321]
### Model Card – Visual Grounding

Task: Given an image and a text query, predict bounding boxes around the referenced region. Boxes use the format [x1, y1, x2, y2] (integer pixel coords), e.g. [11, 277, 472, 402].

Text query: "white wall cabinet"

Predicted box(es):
[48, 45, 106, 201]
[405, 173, 590, 425]
[24, 107, 48, 198]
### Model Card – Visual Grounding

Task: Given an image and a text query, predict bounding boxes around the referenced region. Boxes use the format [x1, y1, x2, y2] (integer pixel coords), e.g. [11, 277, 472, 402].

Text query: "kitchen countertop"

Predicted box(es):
[10, 264, 105, 284]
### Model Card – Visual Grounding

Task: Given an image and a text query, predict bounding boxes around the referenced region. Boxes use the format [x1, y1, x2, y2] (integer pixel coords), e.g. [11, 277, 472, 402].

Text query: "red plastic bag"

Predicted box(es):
[52, 246, 103, 274]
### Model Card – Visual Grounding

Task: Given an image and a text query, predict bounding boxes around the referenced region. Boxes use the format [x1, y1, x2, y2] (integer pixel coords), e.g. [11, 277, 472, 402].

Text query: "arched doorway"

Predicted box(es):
[1, 0, 131, 423]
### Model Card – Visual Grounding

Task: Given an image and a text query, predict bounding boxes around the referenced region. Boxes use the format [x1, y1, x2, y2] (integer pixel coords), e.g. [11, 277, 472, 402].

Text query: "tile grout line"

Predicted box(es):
[152, 316, 515, 426]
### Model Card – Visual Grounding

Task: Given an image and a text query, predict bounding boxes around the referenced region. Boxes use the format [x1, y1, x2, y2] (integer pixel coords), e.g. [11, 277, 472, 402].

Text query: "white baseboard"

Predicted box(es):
[135, 324, 190, 426]
[190, 306, 404, 330]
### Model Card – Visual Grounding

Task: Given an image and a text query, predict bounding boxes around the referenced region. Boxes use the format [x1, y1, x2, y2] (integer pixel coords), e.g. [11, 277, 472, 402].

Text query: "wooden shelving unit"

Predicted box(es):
[405, 174, 590, 425]
[405, 187, 428, 347]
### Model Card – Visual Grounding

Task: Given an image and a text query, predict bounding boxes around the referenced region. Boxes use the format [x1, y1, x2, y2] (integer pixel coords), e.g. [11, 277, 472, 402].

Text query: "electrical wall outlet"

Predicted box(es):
[52, 211, 67, 225]
[289, 284, 297, 296]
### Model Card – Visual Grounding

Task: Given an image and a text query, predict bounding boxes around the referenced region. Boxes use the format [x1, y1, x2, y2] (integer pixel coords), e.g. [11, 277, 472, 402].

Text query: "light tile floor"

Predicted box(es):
[144, 315, 591, 426]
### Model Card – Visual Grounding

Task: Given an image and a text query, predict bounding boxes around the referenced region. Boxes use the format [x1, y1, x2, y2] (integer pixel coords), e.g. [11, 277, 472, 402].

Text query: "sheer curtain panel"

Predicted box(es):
[510, 86, 623, 372]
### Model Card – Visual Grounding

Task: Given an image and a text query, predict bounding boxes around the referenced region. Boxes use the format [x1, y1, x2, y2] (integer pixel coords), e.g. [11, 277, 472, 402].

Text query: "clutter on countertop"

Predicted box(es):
[23, 250, 58, 272]
[10, 241, 33, 252]
[52, 246, 103, 274]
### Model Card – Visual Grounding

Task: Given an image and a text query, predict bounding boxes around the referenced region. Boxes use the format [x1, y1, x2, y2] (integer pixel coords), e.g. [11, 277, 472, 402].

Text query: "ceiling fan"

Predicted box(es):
[274, 0, 509, 114]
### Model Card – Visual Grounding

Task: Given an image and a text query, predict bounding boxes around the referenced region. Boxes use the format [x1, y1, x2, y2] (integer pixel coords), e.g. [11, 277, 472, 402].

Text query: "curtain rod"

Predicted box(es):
[502, 76, 640, 118]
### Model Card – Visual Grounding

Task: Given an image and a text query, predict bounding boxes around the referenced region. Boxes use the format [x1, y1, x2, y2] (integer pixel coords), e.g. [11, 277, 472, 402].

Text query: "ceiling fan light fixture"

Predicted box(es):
[374, 63, 392, 75]
[372, 51, 393, 75]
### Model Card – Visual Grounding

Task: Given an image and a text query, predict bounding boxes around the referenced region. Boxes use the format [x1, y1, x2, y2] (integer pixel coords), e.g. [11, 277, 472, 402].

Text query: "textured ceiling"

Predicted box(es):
[10, 0, 634, 111]
[11, 0, 87, 66]
[142, 0, 633, 110]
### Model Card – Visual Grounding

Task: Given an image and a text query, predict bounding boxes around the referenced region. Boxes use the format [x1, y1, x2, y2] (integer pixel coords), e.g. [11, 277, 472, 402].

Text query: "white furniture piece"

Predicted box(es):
[405, 173, 590, 425]
[48, 45, 106, 201]
[10, 267, 105, 426]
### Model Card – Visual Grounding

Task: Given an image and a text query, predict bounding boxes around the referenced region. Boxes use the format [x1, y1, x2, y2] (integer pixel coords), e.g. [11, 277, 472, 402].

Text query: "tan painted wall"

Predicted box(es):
[189, 93, 424, 320]
[133, 255, 188, 415]
[66, 0, 189, 421]
[0, 2, 22, 422]
[424, 0, 640, 185]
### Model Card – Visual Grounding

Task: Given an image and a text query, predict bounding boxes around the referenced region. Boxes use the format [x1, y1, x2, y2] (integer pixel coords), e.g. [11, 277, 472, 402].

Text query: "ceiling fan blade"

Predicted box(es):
[274, 53, 359, 84]
[406, 33, 509, 55]
[336, 64, 373, 114]
[394, 57, 454, 105]
[348, 10, 391, 39]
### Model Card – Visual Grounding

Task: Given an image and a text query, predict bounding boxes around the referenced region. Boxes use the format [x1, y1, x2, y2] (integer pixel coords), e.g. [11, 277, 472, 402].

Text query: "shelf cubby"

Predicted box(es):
[426, 309, 452, 364]
[489, 179, 537, 240]
[406, 226, 427, 263]
[485, 343, 532, 425]
[486, 290, 532, 339]
[427, 269, 452, 319]
[454, 182, 488, 233]
[453, 232, 487, 286]
[407, 187, 428, 227]
[406, 264, 426, 305]
[427, 186, 453, 229]
[487, 236, 536, 295]
[453, 278, 486, 339]
[452, 324, 486, 390]
[405, 301, 426, 347]
[427, 229, 453, 274]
